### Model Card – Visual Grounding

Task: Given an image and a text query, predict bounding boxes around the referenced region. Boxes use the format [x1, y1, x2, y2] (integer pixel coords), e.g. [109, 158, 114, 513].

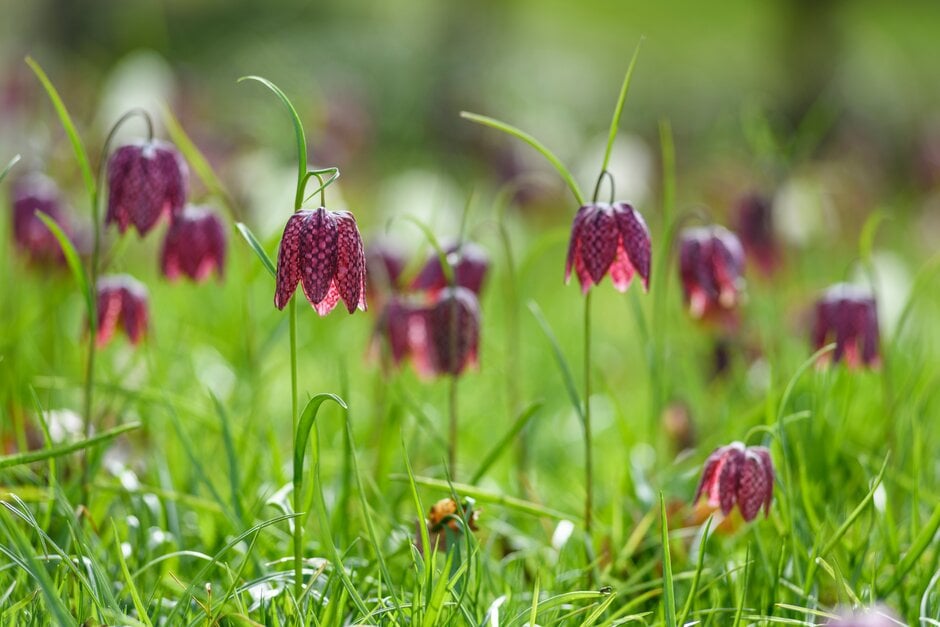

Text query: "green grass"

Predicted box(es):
[3, 78, 940, 627]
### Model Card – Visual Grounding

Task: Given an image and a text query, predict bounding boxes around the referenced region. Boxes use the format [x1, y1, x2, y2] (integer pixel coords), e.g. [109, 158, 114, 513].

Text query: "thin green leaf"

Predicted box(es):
[238, 76, 308, 210]
[660, 493, 677, 627]
[25, 57, 96, 201]
[236, 222, 277, 278]
[461, 111, 585, 205]
[528, 300, 583, 421]
[470, 401, 543, 484]
[677, 516, 713, 627]
[35, 210, 94, 322]
[111, 520, 153, 627]
[880, 501, 940, 595]
[600, 39, 643, 175]
[210, 391, 245, 524]
[386, 214, 455, 287]
[293, 394, 347, 489]
[0, 154, 20, 183]
[0, 422, 140, 470]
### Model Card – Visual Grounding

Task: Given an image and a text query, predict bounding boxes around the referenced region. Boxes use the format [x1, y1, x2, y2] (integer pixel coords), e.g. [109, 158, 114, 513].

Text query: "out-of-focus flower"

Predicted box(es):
[812, 284, 880, 369]
[106, 140, 188, 237]
[415, 497, 479, 555]
[565, 202, 651, 294]
[411, 242, 489, 296]
[274, 207, 367, 315]
[10, 173, 73, 264]
[734, 193, 780, 276]
[678, 226, 745, 323]
[693, 442, 774, 522]
[411, 287, 480, 378]
[373, 297, 422, 366]
[366, 241, 407, 293]
[96, 275, 149, 348]
[824, 605, 903, 626]
[160, 206, 227, 282]
[662, 401, 695, 453]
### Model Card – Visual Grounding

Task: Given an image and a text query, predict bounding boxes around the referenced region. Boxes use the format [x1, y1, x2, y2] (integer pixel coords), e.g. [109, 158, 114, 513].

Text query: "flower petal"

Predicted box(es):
[716, 445, 744, 515]
[615, 203, 651, 290]
[753, 446, 775, 516]
[313, 282, 341, 317]
[608, 243, 636, 292]
[738, 450, 770, 522]
[333, 211, 367, 313]
[274, 211, 308, 310]
[579, 204, 619, 284]
[564, 207, 588, 285]
[299, 208, 339, 307]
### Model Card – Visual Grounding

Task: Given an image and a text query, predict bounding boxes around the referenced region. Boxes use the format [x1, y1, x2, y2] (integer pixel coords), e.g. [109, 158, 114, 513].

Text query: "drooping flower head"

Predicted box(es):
[366, 241, 407, 293]
[565, 202, 651, 294]
[693, 442, 774, 522]
[95, 275, 149, 348]
[10, 173, 72, 264]
[678, 226, 745, 323]
[734, 193, 780, 276]
[274, 207, 367, 316]
[373, 297, 423, 367]
[411, 286, 480, 378]
[812, 283, 880, 369]
[106, 140, 188, 236]
[160, 205, 227, 282]
[411, 242, 489, 297]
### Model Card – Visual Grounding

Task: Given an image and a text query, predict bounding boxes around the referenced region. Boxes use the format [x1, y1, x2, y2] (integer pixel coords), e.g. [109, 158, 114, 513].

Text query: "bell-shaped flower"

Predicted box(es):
[95, 275, 149, 348]
[411, 242, 489, 296]
[160, 206, 227, 282]
[274, 207, 367, 315]
[734, 193, 780, 276]
[679, 226, 745, 322]
[565, 202, 651, 294]
[10, 173, 74, 264]
[106, 140, 188, 236]
[812, 283, 880, 368]
[373, 297, 423, 366]
[693, 442, 774, 522]
[366, 241, 407, 292]
[411, 287, 480, 377]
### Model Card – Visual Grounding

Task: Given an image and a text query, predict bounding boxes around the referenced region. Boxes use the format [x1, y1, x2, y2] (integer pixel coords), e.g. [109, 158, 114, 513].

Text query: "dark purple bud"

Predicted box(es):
[366, 241, 407, 292]
[95, 275, 149, 348]
[412, 287, 480, 378]
[411, 242, 489, 296]
[565, 202, 651, 294]
[734, 193, 780, 276]
[106, 140, 188, 237]
[273, 207, 367, 316]
[10, 173, 71, 264]
[678, 226, 745, 323]
[374, 297, 422, 366]
[812, 283, 880, 369]
[693, 441, 775, 523]
[160, 206, 227, 282]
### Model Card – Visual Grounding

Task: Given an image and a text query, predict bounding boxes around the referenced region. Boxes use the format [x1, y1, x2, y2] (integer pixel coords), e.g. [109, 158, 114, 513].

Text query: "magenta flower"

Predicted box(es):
[679, 226, 745, 322]
[565, 202, 651, 294]
[812, 284, 880, 368]
[10, 173, 73, 264]
[412, 287, 480, 377]
[95, 275, 149, 348]
[373, 297, 423, 367]
[366, 242, 407, 293]
[693, 442, 774, 522]
[734, 193, 780, 276]
[106, 140, 188, 236]
[411, 242, 489, 296]
[274, 207, 367, 315]
[160, 206, 227, 282]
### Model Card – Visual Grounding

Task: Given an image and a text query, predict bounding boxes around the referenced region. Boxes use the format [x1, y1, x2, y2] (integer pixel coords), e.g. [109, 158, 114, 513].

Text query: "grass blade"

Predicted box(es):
[0, 154, 20, 182]
[210, 391, 246, 524]
[528, 300, 583, 421]
[600, 39, 643, 174]
[660, 493, 677, 627]
[880, 501, 940, 596]
[236, 222, 277, 278]
[293, 394, 347, 489]
[470, 400, 543, 484]
[677, 516, 713, 627]
[25, 57, 96, 200]
[35, 210, 94, 321]
[460, 111, 585, 205]
[110, 520, 153, 626]
[0, 422, 140, 470]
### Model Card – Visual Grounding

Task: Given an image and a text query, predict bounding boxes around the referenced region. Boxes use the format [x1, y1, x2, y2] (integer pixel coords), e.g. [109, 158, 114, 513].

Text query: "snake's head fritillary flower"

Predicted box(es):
[95, 275, 149, 348]
[565, 202, 651, 294]
[160, 206, 227, 282]
[734, 193, 780, 276]
[274, 207, 367, 315]
[366, 241, 407, 293]
[10, 173, 71, 265]
[812, 283, 880, 369]
[373, 297, 422, 366]
[411, 242, 489, 297]
[106, 140, 188, 237]
[679, 226, 745, 323]
[411, 286, 480, 378]
[693, 442, 774, 522]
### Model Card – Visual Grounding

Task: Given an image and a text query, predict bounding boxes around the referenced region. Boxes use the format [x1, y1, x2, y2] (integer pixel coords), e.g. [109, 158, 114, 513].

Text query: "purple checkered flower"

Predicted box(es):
[106, 140, 188, 236]
[95, 275, 149, 348]
[693, 442, 774, 522]
[160, 206, 227, 282]
[565, 202, 651, 294]
[812, 284, 880, 369]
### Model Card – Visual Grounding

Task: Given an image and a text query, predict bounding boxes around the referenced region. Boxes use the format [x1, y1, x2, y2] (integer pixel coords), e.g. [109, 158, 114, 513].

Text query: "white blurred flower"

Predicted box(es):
[43, 409, 83, 443]
[97, 50, 175, 143]
[773, 175, 837, 246]
[852, 251, 911, 337]
[377, 169, 463, 248]
[575, 134, 652, 208]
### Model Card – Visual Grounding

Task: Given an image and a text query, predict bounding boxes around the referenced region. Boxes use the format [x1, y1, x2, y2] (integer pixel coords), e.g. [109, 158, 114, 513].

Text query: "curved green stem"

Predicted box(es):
[583, 291, 594, 539]
[301, 167, 341, 206]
